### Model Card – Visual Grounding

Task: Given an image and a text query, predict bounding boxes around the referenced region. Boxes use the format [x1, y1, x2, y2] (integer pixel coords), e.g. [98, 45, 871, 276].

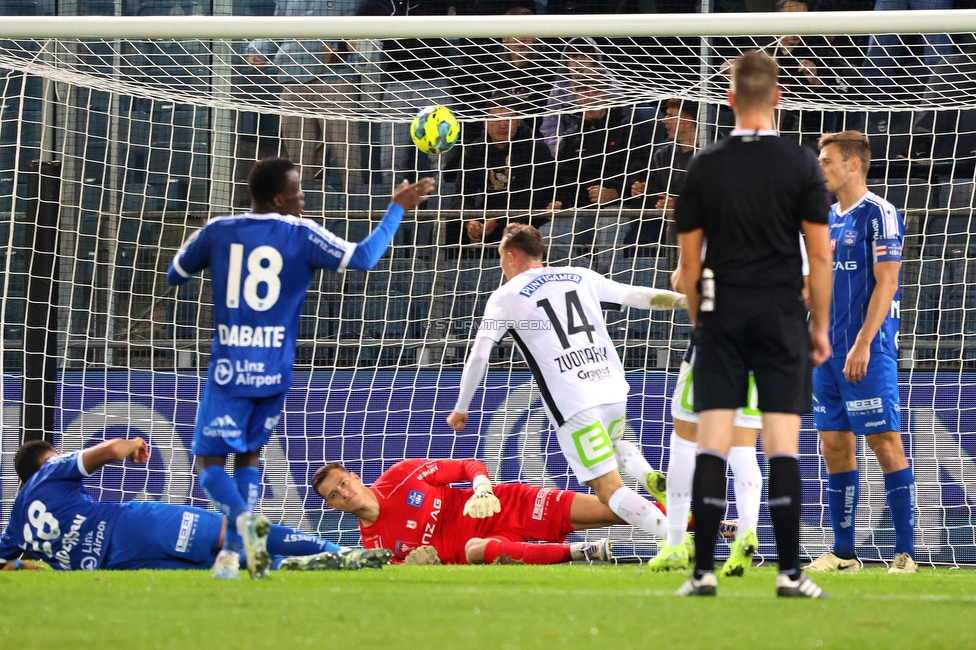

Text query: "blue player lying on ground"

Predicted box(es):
[0, 438, 391, 572]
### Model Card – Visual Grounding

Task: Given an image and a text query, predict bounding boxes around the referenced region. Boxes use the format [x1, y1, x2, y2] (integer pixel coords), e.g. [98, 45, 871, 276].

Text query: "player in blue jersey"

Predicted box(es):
[167, 157, 434, 579]
[0, 438, 392, 572]
[809, 131, 916, 574]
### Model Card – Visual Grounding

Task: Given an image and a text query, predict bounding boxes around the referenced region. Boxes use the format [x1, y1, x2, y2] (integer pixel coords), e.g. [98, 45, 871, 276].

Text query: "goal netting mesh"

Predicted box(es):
[2, 11, 976, 564]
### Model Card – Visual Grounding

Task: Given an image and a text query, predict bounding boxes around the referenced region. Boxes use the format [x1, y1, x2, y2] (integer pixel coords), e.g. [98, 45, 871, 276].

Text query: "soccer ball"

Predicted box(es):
[411, 105, 460, 155]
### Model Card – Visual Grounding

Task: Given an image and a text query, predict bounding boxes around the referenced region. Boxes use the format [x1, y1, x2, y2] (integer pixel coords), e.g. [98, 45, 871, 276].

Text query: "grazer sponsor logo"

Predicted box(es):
[203, 414, 242, 439]
[834, 260, 857, 271]
[555, 345, 610, 373]
[175, 511, 199, 553]
[578, 367, 611, 382]
[218, 324, 286, 348]
[846, 398, 883, 415]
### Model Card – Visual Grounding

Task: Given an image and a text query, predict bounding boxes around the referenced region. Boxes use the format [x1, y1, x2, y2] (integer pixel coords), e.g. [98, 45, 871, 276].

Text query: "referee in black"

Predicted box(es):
[674, 50, 833, 598]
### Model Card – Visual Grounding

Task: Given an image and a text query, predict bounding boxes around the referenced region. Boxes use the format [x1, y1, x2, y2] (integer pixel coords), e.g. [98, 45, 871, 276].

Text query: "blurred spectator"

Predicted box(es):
[357, 0, 456, 184]
[541, 43, 649, 209]
[247, 0, 363, 193]
[861, 0, 954, 157]
[456, 7, 559, 139]
[445, 101, 557, 254]
[629, 98, 697, 211]
[624, 98, 697, 251]
[539, 38, 623, 157]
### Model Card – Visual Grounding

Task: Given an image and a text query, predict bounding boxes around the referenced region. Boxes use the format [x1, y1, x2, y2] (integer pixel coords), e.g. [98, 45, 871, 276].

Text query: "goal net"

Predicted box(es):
[2, 10, 976, 564]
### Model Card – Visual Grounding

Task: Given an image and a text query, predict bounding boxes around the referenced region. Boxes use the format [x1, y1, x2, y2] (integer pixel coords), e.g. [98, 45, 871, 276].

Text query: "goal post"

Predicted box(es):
[1, 10, 976, 563]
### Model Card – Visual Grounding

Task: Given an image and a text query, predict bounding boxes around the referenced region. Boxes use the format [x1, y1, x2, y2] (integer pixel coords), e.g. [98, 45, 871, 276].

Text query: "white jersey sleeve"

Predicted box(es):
[584, 268, 687, 312]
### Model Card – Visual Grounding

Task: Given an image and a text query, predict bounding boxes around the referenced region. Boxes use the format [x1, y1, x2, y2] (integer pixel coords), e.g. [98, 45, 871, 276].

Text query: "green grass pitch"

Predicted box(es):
[2, 565, 975, 649]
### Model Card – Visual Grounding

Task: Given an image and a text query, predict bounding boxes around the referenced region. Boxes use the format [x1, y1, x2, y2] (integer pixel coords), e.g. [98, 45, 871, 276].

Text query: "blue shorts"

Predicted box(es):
[813, 354, 900, 435]
[102, 502, 223, 570]
[191, 386, 286, 456]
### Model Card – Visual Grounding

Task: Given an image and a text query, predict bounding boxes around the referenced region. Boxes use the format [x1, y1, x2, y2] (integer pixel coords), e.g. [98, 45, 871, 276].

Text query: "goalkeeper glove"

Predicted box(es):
[463, 476, 501, 519]
[647, 289, 687, 311]
[403, 546, 442, 566]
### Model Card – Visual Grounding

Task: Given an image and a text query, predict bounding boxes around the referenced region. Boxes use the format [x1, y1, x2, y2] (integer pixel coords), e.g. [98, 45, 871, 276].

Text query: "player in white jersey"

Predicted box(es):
[650, 237, 810, 576]
[447, 223, 688, 542]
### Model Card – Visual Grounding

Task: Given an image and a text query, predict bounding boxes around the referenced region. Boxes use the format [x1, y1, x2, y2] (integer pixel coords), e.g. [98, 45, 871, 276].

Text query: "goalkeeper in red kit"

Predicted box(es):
[311, 458, 637, 565]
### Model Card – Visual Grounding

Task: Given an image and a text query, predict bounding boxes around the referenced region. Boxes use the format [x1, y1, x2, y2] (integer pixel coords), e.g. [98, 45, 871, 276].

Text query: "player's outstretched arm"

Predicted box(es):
[589, 269, 687, 312]
[81, 437, 150, 475]
[621, 286, 688, 312]
[345, 178, 436, 271]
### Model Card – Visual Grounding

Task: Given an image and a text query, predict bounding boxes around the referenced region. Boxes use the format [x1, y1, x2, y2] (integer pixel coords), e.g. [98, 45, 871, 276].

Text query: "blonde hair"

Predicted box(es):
[731, 50, 779, 111]
[818, 131, 872, 178]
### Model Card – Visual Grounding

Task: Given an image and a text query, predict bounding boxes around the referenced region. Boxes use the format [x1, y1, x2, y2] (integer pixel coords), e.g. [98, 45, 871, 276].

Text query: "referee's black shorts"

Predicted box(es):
[693, 286, 811, 415]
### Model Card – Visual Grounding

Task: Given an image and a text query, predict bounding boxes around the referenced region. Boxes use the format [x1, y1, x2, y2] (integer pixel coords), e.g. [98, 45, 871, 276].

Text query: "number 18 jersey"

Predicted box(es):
[168, 212, 355, 396]
[476, 266, 632, 426]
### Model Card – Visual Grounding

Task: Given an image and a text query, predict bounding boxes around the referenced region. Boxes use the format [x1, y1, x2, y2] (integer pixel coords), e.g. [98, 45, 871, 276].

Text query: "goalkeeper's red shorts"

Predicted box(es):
[473, 484, 576, 545]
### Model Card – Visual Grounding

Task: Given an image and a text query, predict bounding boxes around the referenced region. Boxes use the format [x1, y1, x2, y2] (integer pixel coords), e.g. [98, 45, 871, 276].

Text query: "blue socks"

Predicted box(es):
[235, 466, 262, 512]
[827, 470, 859, 560]
[884, 467, 916, 558]
[267, 525, 341, 556]
[199, 465, 248, 552]
[828, 467, 916, 559]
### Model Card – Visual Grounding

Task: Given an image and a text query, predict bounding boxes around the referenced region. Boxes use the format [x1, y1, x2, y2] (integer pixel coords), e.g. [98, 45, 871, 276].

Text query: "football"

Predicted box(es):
[410, 105, 460, 155]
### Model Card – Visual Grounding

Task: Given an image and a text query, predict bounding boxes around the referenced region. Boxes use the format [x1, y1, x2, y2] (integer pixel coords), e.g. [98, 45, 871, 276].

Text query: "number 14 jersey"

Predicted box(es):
[167, 212, 355, 396]
[476, 266, 632, 426]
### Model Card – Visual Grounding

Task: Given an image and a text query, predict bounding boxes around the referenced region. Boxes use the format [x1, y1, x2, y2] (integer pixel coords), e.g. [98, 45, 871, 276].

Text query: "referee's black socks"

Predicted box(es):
[692, 451, 727, 578]
[768, 455, 802, 580]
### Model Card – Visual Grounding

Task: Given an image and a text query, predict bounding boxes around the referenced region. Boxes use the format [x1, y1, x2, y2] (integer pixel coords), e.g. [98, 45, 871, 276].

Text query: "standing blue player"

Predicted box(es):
[809, 131, 916, 574]
[0, 438, 392, 571]
[167, 157, 434, 579]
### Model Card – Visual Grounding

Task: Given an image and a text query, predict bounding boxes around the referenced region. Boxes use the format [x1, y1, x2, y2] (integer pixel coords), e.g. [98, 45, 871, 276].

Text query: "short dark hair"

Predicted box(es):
[667, 98, 699, 120]
[248, 157, 295, 204]
[731, 50, 779, 111]
[487, 90, 521, 114]
[311, 462, 348, 496]
[500, 223, 544, 260]
[818, 130, 872, 178]
[14, 440, 57, 483]
[505, 6, 532, 15]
